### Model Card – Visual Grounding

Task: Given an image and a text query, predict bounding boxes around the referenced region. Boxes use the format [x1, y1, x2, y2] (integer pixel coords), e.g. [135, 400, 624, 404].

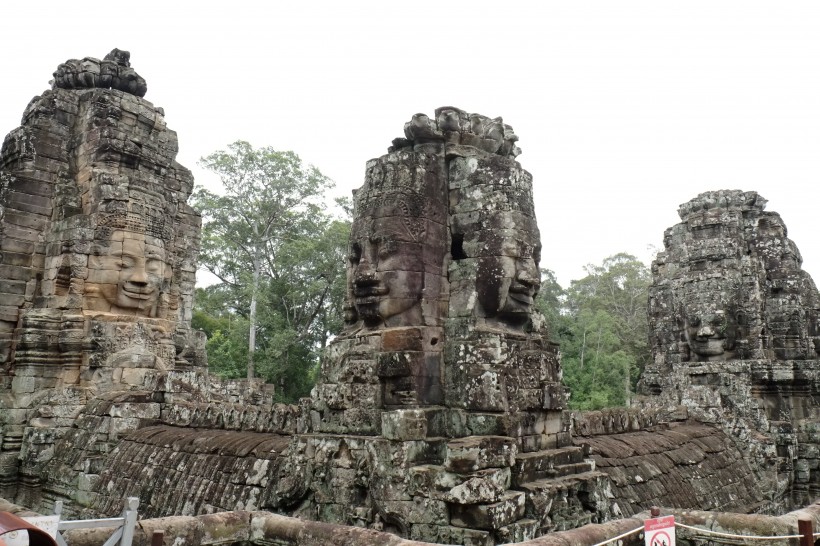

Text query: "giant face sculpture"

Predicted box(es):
[87, 228, 169, 317]
[348, 215, 424, 328]
[477, 239, 542, 328]
[684, 310, 739, 359]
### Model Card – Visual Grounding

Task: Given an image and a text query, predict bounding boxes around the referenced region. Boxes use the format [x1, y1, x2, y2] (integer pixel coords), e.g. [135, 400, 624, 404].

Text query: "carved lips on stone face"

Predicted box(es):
[348, 216, 423, 328]
[88, 229, 167, 316]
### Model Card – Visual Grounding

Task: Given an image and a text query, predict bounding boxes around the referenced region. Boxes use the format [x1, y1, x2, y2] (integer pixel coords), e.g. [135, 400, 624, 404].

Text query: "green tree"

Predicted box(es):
[192, 285, 249, 380]
[537, 254, 651, 410]
[192, 141, 348, 397]
[536, 268, 567, 339]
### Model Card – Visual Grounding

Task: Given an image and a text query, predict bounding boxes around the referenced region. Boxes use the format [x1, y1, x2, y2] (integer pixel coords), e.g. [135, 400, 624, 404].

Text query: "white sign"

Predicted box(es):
[645, 515, 676, 546]
[2, 515, 60, 546]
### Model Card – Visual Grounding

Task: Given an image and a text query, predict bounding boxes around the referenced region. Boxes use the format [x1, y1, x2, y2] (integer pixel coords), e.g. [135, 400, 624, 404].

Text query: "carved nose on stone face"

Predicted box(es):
[354, 267, 378, 286]
[128, 263, 149, 285]
[696, 325, 716, 339]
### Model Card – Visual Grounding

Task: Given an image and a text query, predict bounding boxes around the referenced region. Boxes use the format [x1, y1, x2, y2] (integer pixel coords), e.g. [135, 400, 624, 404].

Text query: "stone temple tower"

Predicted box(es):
[0, 49, 204, 503]
[0, 53, 611, 542]
[640, 190, 820, 507]
[300, 107, 609, 544]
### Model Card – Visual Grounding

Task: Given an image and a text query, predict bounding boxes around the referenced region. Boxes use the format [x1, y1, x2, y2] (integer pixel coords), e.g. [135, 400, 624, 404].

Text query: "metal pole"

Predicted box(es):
[798, 517, 813, 546]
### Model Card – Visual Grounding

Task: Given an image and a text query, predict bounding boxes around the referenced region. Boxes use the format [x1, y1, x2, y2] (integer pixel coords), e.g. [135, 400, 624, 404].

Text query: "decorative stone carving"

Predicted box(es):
[644, 190, 820, 378]
[640, 189, 820, 508]
[301, 109, 604, 544]
[0, 50, 202, 502]
[5, 56, 802, 541]
[52, 48, 147, 97]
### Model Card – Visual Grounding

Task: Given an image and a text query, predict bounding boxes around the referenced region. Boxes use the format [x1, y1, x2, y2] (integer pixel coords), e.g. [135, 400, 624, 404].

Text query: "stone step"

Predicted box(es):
[517, 470, 608, 493]
[445, 436, 516, 473]
[550, 460, 596, 479]
[517, 470, 610, 524]
[449, 490, 526, 531]
[511, 446, 587, 486]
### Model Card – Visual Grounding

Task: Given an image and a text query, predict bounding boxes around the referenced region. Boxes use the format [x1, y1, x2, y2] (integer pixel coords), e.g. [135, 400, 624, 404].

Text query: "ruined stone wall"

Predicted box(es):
[578, 423, 769, 517]
[7, 50, 820, 546]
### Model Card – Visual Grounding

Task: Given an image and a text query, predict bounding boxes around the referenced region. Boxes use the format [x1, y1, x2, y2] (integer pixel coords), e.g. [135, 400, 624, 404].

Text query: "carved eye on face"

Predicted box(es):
[349, 243, 361, 265]
[145, 258, 163, 276]
[115, 255, 136, 270]
[736, 311, 747, 325]
[378, 240, 397, 260]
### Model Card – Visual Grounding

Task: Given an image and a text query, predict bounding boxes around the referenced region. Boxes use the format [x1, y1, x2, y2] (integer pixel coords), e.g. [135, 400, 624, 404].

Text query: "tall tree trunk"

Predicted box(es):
[579, 329, 587, 369]
[247, 252, 261, 380]
[624, 370, 631, 406]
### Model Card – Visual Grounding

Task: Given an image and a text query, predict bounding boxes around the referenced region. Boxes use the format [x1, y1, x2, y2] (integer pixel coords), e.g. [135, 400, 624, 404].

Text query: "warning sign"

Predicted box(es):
[3, 514, 60, 546]
[645, 515, 675, 546]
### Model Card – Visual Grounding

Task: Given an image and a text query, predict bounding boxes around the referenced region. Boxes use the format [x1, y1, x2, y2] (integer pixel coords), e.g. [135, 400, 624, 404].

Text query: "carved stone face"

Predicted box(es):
[477, 239, 541, 328]
[88, 229, 167, 316]
[348, 216, 423, 328]
[684, 310, 738, 359]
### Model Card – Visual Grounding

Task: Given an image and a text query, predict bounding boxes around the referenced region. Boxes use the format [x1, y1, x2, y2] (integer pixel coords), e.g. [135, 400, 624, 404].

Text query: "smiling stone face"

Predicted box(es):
[86, 214, 173, 318]
[88, 229, 167, 316]
[684, 309, 739, 359]
[477, 238, 542, 328]
[348, 216, 425, 328]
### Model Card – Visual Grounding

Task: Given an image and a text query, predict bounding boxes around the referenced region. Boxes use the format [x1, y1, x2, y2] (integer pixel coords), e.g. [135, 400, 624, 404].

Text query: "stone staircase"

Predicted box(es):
[512, 444, 611, 532]
[406, 435, 612, 544]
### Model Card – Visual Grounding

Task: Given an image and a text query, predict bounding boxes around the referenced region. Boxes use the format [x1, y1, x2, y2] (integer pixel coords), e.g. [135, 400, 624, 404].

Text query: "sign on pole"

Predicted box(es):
[645, 515, 675, 546]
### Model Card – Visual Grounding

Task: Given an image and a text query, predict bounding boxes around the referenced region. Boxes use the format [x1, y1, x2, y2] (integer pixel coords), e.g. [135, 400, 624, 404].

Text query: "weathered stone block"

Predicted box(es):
[445, 436, 516, 473]
[381, 408, 445, 441]
[444, 467, 511, 505]
[379, 497, 449, 525]
[410, 524, 494, 546]
[449, 490, 526, 530]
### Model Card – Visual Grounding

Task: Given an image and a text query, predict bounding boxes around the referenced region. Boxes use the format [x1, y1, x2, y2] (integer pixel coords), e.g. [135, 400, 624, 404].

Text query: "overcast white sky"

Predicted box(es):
[3, 1, 820, 287]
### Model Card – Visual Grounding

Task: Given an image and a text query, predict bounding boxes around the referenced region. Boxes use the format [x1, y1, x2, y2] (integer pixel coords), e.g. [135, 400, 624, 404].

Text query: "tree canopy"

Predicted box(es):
[191, 141, 350, 401]
[537, 253, 651, 410]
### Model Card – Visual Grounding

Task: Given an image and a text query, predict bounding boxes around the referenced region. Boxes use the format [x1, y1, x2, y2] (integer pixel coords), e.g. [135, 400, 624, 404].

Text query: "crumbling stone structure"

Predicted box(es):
[0, 61, 615, 542]
[640, 190, 820, 509]
[0, 50, 270, 510]
[2, 51, 818, 546]
[293, 107, 611, 544]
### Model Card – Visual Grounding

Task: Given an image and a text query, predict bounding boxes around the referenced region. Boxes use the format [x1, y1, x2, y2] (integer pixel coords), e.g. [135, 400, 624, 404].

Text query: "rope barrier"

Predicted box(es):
[587, 518, 820, 545]
[590, 526, 644, 546]
[675, 521, 805, 541]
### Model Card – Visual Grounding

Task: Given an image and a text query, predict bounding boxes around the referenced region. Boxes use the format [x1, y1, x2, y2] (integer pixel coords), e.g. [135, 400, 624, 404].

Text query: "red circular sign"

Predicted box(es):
[651, 530, 672, 546]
